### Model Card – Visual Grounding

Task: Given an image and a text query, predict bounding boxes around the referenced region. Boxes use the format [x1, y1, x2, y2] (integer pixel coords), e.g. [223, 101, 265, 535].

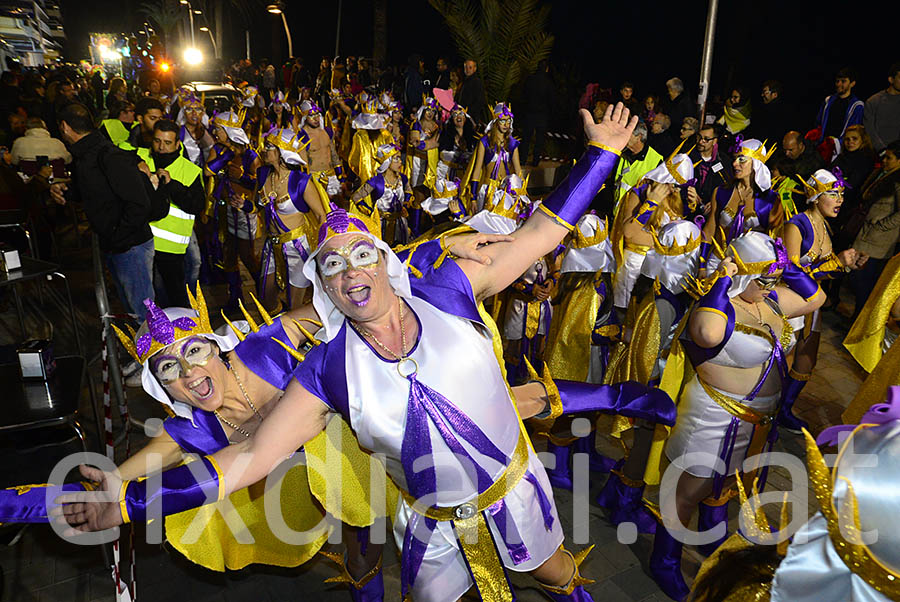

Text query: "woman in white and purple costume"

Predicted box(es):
[57, 105, 641, 602]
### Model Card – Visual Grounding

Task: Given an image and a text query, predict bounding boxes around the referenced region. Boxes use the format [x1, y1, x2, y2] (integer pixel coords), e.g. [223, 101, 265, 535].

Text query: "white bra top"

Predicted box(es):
[719, 206, 760, 231]
[707, 301, 793, 369]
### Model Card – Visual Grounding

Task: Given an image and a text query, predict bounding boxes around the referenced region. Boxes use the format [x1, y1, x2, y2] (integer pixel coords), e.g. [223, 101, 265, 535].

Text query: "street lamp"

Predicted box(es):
[199, 25, 217, 56]
[184, 47, 203, 65]
[178, 0, 196, 47]
[266, 2, 293, 59]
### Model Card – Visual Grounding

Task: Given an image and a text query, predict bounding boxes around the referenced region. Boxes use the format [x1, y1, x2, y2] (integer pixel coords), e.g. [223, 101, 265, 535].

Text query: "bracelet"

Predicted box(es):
[587, 141, 622, 156]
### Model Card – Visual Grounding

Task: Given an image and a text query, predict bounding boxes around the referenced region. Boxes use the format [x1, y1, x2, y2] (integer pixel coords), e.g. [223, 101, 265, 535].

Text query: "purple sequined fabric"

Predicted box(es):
[134, 299, 197, 357]
[316, 209, 371, 246]
[767, 237, 790, 275]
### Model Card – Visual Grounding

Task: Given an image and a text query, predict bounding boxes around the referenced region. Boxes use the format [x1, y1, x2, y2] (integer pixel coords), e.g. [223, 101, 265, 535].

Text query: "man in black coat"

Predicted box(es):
[519, 60, 553, 166]
[458, 59, 487, 126]
[51, 103, 157, 322]
[665, 77, 695, 135]
[752, 80, 792, 144]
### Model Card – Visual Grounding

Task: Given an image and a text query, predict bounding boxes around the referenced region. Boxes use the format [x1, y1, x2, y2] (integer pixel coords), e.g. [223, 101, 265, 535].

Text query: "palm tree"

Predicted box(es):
[139, 0, 182, 50]
[428, 0, 554, 103]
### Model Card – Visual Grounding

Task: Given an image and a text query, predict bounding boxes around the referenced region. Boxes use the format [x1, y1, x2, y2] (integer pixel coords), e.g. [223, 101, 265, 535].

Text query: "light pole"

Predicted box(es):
[697, 0, 720, 124]
[266, 2, 293, 59]
[179, 0, 195, 47]
[199, 26, 217, 58]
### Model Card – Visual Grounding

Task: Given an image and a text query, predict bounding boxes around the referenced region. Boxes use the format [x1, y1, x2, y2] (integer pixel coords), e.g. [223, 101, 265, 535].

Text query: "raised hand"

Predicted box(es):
[717, 256, 738, 278]
[50, 464, 125, 535]
[580, 102, 639, 153]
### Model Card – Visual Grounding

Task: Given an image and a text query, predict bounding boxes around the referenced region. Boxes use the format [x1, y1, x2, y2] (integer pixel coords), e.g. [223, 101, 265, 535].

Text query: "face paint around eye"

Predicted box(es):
[349, 242, 379, 269]
[319, 253, 348, 278]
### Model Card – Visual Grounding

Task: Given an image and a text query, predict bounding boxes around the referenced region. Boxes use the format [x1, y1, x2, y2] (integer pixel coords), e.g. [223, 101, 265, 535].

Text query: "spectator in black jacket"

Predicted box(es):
[665, 77, 695, 134]
[458, 59, 487, 126]
[781, 130, 825, 179]
[403, 54, 425, 116]
[752, 80, 791, 144]
[519, 60, 553, 166]
[51, 103, 156, 322]
[687, 123, 733, 211]
[124, 97, 165, 150]
[434, 57, 451, 91]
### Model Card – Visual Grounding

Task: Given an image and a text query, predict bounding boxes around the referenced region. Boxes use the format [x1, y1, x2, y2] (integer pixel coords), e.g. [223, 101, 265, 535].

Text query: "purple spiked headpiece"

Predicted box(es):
[134, 299, 198, 357]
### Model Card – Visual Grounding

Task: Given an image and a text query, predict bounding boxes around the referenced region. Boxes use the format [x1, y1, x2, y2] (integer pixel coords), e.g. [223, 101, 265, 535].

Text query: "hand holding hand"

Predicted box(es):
[446, 232, 515, 265]
[50, 464, 124, 535]
[837, 248, 858, 268]
[229, 194, 245, 209]
[157, 169, 171, 185]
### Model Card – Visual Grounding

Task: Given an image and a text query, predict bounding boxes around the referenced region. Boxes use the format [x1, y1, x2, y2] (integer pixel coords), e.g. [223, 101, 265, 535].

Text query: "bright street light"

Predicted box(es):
[199, 26, 208, 31]
[266, 4, 282, 14]
[184, 47, 203, 65]
[193, 9, 201, 14]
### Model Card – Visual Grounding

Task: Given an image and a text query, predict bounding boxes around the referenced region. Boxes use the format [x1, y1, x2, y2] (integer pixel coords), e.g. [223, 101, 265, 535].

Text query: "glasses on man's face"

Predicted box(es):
[699, 135, 716, 143]
[152, 338, 215, 384]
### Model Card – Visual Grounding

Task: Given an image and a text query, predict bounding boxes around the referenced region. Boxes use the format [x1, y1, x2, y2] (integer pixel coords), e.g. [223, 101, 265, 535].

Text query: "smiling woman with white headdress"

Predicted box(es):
[350, 143, 413, 246]
[610, 142, 692, 314]
[648, 230, 823, 600]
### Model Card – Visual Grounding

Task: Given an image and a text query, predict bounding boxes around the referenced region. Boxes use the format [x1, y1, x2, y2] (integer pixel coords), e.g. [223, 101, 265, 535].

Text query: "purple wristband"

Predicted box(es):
[538, 145, 619, 229]
[124, 456, 221, 523]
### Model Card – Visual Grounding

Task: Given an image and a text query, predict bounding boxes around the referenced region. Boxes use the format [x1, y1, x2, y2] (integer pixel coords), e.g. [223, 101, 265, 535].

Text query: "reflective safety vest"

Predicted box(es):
[101, 119, 135, 147]
[613, 146, 664, 214]
[136, 147, 201, 254]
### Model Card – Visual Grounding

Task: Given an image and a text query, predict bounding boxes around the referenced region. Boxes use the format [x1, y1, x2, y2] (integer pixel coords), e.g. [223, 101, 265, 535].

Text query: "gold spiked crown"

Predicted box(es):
[650, 225, 701, 256]
[803, 427, 900, 598]
[112, 286, 214, 364]
[570, 216, 609, 248]
[799, 170, 845, 199]
[737, 139, 777, 164]
[663, 138, 696, 185]
[218, 292, 321, 363]
[214, 108, 246, 130]
[265, 128, 311, 155]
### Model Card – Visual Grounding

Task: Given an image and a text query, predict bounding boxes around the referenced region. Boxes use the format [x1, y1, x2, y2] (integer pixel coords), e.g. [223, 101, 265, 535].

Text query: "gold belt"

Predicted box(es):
[273, 224, 307, 245]
[399, 430, 529, 602]
[698, 378, 774, 425]
[624, 242, 651, 255]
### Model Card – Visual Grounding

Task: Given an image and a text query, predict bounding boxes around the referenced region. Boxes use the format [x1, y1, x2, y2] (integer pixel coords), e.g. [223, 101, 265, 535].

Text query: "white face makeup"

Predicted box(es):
[317, 238, 380, 278]
[151, 337, 215, 384]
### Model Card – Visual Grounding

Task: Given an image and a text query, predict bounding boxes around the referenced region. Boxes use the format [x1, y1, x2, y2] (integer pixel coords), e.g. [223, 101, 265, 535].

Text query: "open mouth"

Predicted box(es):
[187, 376, 214, 401]
[346, 284, 371, 307]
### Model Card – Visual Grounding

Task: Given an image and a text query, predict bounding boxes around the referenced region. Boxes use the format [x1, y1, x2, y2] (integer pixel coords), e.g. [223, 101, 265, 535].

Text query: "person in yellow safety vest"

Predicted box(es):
[119, 97, 165, 152]
[611, 120, 663, 214]
[136, 119, 205, 308]
[99, 97, 137, 147]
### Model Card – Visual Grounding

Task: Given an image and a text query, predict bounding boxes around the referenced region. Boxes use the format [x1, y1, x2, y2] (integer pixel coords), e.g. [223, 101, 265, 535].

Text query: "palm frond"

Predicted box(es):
[430, 0, 555, 102]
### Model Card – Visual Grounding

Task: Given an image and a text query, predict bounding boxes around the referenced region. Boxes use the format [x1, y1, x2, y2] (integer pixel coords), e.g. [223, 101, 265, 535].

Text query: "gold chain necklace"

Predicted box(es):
[736, 297, 766, 327]
[806, 210, 826, 259]
[214, 361, 264, 438]
[353, 297, 408, 360]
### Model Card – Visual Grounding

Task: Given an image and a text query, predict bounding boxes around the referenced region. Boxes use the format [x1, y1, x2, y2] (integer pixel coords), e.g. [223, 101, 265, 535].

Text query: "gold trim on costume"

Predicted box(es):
[587, 141, 621, 156]
[118, 479, 131, 524]
[803, 427, 900, 599]
[537, 204, 575, 231]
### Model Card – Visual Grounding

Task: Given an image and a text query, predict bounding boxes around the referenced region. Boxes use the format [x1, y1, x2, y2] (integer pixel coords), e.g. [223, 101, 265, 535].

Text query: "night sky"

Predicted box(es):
[59, 0, 898, 130]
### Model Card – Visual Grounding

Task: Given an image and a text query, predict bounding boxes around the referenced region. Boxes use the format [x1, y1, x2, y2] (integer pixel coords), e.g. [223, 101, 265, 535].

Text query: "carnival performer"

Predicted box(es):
[177, 94, 213, 167]
[419, 177, 467, 227]
[611, 144, 692, 315]
[348, 92, 393, 185]
[780, 168, 865, 430]
[598, 219, 702, 535]
[58, 103, 641, 602]
[385, 98, 406, 149]
[298, 99, 345, 201]
[350, 143, 412, 247]
[468, 102, 522, 213]
[407, 96, 442, 190]
[264, 90, 292, 131]
[438, 103, 477, 182]
[702, 137, 782, 255]
[329, 84, 357, 164]
[650, 231, 823, 601]
[541, 212, 618, 488]
[257, 127, 328, 310]
[205, 109, 262, 310]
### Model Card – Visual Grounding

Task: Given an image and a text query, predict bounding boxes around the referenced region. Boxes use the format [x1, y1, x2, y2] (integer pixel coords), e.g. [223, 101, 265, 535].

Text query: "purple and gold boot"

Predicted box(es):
[595, 470, 657, 534]
[778, 375, 809, 433]
[649, 524, 689, 601]
[696, 500, 730, 557]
